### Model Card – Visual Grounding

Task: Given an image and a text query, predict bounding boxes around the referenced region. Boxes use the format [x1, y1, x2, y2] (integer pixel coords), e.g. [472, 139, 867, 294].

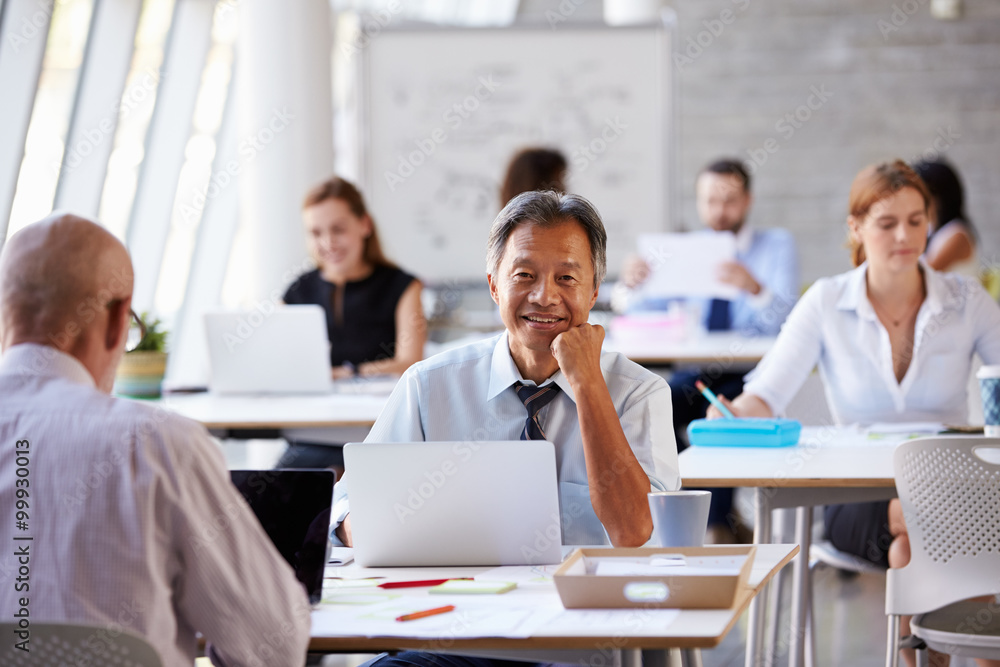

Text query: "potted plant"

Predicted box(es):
[114, 312, 168, 398]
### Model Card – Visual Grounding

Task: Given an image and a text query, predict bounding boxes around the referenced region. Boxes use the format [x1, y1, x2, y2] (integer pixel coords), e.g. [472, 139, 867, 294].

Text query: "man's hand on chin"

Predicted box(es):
[550, 323, 605, 386]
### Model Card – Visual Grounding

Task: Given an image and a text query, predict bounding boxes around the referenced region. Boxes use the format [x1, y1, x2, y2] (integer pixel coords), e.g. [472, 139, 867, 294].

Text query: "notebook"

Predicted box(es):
[344, 441, 563, 567]
[229, 469, 335, 604]
[204, 305, 332, 394]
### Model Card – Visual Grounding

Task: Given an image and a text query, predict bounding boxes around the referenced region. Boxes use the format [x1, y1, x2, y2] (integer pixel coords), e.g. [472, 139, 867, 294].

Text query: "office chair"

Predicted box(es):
[0, 621, 162, 666]
[885, 437, 1000, 667]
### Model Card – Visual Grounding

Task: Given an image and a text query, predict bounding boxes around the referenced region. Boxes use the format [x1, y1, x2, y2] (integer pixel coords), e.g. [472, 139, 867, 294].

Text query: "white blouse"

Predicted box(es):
[744, 261, 1000, 425]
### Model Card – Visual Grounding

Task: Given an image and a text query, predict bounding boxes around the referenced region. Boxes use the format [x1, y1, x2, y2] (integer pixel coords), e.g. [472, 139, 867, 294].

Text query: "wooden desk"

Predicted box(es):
[679, 426, 904, 667]
[311, 544, 798, 665]
[605, 333, 776, 366]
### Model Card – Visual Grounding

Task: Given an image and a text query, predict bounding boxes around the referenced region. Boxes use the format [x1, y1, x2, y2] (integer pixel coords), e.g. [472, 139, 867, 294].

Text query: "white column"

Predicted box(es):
[54, 0, 143, 218]
[0, 0, 53, 245]
[236, 0, 334, 303]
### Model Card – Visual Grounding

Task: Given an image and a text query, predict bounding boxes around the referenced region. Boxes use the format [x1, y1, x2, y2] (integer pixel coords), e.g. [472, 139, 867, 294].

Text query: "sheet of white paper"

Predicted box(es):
[866, 422, 944, 436]
[313, 594, 564, 638]
[541, 608, 681, 636]
[636, 233, 738, 300]
[328, 547, 355, 565]
[590, 555, 745, 577]
[475, 564, 562, 585]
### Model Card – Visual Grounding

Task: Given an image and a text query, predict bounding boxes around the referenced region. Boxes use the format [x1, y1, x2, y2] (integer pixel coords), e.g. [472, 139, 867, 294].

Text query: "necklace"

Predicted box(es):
[868, 289, 924, 328]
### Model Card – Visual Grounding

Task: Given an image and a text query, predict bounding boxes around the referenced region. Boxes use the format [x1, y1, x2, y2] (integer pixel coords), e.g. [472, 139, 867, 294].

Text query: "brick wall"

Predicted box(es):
[520, 0, 1000, 284]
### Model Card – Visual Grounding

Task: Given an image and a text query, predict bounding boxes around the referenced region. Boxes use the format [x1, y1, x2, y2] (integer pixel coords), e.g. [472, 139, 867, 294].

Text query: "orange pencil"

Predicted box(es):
[395, 604, 456, 622]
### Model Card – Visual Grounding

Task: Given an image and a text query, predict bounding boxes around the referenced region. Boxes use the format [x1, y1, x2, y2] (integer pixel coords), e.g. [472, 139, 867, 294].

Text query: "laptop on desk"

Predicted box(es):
[344, 441, 563, 567]
[230, 469, 335, 605]
[204, 305, 332, 394]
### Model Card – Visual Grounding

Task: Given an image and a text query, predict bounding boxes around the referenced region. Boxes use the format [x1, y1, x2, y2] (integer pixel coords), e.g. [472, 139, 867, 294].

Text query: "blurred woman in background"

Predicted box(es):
[284, 176, 426, 379]
[913, 158, 979, 276]
[709, 159, 1000, 667]
[499, 147, 567, 208]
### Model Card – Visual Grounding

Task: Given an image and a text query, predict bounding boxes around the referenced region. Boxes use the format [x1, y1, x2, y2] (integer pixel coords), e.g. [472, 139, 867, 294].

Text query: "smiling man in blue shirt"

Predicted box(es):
[332, 191, 680, 550]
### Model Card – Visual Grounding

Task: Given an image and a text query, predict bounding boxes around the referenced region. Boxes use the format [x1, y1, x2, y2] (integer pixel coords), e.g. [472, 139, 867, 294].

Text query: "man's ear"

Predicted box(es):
[105, 298, 130, 352]
[589, 285, 599, 311]
[487, 274, 500, 305]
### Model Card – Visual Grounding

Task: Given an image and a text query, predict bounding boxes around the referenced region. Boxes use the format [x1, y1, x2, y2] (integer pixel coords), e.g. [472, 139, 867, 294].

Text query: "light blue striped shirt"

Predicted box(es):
[333, 332, 680, 545]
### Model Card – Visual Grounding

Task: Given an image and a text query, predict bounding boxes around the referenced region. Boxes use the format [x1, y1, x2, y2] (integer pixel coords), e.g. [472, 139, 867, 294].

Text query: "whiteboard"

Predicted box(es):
[361, 23, 673, 282]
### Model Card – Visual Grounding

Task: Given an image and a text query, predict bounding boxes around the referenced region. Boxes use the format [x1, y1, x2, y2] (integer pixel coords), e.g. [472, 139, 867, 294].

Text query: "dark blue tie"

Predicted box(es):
[514, 382, 561, 441]
[707, 298, 731, 332]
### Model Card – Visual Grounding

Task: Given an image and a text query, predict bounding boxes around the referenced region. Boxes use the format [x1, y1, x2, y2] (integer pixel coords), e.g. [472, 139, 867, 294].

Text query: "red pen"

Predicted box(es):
[396, 605, 455, 622]
[378, 577, 472, 589]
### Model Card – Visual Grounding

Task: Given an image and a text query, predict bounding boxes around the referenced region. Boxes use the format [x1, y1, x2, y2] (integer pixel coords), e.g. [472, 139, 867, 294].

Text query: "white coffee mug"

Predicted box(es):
[647, 490, 712, 547]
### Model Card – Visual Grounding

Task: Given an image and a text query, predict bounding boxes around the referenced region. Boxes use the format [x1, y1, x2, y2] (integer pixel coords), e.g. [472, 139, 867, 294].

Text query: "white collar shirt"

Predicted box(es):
[744, 262, 1000, 425]
[0, 344, 310, 666]
[333, 332, 679, 546]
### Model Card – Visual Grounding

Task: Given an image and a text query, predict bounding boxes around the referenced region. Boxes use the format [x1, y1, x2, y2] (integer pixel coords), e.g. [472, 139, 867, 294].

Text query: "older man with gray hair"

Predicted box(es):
[333, 191, 679, 553]
[0, 213, 310, 665]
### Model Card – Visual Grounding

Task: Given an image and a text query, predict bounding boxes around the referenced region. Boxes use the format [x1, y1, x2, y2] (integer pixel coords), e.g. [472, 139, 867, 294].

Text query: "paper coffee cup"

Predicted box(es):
[976, 365, 1000, 437]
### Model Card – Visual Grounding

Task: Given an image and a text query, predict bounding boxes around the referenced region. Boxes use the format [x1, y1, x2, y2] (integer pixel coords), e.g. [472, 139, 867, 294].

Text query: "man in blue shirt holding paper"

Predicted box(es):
[616, 158, 799, 335]
[615, 158, 800, 541]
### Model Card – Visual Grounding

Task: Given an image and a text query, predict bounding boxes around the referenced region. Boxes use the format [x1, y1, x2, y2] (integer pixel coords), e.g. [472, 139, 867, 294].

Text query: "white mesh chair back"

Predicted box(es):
[0, 622, 162, 666]
[885, 436, 1000, 616]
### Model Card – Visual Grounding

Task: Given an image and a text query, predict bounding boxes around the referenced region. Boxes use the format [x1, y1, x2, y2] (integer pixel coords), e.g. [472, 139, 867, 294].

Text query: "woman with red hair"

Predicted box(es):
[710, 160, 1000, 666]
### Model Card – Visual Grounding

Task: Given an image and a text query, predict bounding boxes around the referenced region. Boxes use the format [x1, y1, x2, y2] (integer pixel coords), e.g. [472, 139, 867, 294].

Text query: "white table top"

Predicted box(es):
[605, 333, 776, 365]
[156, 389, 389, 429]
[310, 543, 798, 652]
[678, 425, 918, 488]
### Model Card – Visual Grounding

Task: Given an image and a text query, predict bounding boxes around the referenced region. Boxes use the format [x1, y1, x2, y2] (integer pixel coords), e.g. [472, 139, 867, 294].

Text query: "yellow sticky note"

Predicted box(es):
[429, 580, 516, 594]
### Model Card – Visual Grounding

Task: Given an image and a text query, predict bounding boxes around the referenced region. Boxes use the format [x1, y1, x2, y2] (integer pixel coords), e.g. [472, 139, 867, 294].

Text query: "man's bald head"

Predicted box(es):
[0, 214, 134, 388]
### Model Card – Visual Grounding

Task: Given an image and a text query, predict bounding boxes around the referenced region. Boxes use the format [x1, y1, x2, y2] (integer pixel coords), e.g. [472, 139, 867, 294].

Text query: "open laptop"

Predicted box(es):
[344, 441, 563, 567]
[204, 305, 331, 394]
[229, 469, 335, 604]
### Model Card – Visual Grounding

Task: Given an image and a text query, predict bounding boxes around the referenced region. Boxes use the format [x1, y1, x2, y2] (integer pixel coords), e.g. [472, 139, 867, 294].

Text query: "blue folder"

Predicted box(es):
[687, 418, 802, 447]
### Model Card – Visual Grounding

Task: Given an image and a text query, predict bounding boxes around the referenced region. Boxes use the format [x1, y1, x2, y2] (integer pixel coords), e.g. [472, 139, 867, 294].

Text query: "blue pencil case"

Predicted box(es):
[687, 418, 802, 447]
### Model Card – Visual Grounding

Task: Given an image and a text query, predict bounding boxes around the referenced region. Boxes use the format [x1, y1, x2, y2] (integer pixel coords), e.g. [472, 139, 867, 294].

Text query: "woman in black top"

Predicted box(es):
[284, 176, 426, 378]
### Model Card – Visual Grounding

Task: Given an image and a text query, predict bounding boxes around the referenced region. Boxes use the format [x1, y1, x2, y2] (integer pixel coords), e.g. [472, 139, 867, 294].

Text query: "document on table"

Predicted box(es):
[541, 608, 681, 636]
[314, 592, 564, 638]
[799, 424, 945, 448]
[476, 564, 562, 585]
[865, 422, 944, 438]
[636, 232, 738, 300]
